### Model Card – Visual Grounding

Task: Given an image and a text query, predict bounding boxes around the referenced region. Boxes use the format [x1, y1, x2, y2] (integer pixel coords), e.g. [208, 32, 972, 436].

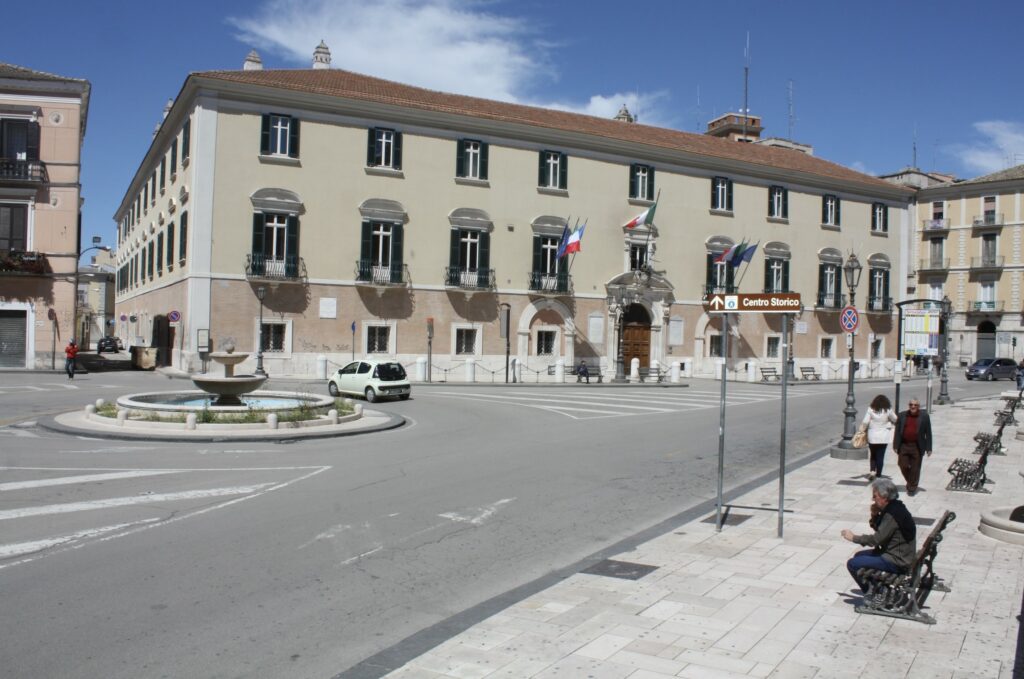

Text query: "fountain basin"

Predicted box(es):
[979, 506, 1024, 545]
[117, 390, 333, 416]
[191, 374, 268, 405]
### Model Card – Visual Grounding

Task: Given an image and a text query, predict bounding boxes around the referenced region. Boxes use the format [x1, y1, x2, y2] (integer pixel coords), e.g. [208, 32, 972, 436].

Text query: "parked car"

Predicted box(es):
[965, 357, 1017, 381]
[96, 336, 120, 354]
[327, 360, 411, 402]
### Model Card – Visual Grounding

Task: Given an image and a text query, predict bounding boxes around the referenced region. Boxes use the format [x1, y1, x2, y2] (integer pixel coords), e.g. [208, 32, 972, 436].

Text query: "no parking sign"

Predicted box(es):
[840, 305, 859, 333]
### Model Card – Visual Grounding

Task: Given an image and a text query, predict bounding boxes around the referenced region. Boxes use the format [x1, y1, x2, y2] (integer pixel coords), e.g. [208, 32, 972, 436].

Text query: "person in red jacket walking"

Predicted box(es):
[64, 339, 78, 379]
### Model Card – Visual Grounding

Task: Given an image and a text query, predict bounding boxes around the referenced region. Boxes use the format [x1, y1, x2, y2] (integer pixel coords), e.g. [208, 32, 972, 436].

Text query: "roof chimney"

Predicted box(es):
[312, 41, 331, 69]
[243, 50, 263, 71]
[705, 112, 763, 142]
[614, 104, 635, 123]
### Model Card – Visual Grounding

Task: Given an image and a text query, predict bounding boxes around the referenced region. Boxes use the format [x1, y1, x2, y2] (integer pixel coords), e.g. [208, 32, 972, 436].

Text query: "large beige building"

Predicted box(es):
[113, 48, 912, 380]
[915, 165, 1024, 365]
[0, 63, 90, 368]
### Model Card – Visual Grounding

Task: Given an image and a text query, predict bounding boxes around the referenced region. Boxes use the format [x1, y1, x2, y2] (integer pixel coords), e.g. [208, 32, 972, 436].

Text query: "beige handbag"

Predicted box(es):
[852, 426, 868, 449]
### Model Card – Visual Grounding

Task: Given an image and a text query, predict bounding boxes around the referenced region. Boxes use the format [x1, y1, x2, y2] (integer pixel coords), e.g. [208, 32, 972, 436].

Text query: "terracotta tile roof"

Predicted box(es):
[952, 163, 1024, 186]
[195, 68, 908, 196]
[0, 62, 88, 84]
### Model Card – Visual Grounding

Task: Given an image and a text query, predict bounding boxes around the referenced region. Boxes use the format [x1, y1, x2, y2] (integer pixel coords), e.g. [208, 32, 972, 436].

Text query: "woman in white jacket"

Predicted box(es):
[861, 394, 897, 479]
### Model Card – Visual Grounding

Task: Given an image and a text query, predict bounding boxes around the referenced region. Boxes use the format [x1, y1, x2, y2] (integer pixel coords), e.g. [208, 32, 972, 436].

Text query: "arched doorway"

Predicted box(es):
[622, 304, 651, 369]
[977, 320, 996, 359]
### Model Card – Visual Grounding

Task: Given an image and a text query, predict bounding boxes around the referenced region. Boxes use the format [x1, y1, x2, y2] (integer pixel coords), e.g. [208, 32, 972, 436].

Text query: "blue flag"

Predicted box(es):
[351, 321, 356, 333]
[555, 223, 571, 259]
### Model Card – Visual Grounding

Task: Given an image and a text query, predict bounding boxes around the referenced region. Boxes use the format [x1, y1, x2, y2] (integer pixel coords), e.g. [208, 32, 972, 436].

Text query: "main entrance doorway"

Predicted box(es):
[621, 304, 651, 370]
[0, 310, 27, 367]
[977, 320, 996, 360]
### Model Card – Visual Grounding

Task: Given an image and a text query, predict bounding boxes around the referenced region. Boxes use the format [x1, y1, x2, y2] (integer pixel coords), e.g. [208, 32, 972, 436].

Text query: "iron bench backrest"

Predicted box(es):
[909, 510, 956, 589]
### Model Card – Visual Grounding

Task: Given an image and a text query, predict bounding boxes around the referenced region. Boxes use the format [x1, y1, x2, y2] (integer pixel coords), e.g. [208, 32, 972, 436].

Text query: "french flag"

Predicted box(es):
[564, 223, 586, 255]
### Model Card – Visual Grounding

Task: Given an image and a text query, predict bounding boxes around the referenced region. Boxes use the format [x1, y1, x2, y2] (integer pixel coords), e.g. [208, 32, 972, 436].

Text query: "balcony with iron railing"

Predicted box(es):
[867, 296, 893, 313]
[444, 266, 495, 290]
[245, 253, 306, 281]
[970, 255, 1005, 270]
[528, 270, 571, 294]
[0, 158, 47, 184]
[918, 257, 950, 272]
[973, 213, 1003, 228]
[354, 260, 409, 286]
[703, 283, 738, 296]
[921, 217, 950, 231]
[0, 249, 50, 275]
[969, 300, 1005, 313]
[815, 292, 847, 309]
[762, 286, 792, 294]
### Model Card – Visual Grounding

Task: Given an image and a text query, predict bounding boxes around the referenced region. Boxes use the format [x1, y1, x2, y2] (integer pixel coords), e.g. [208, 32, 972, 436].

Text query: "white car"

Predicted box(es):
[328, 360, 411, 402]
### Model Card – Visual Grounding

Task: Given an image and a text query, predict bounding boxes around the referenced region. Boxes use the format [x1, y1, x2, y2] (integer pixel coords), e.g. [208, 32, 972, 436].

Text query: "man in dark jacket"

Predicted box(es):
[841, 477, 917, 592]
[892, 399, 932, 496]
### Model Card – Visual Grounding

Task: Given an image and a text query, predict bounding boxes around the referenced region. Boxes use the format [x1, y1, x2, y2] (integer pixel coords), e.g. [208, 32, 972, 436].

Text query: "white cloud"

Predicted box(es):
[227, 0, 672, 124]
[848, 161, 872, 176]
[949, 121, 1024, 175]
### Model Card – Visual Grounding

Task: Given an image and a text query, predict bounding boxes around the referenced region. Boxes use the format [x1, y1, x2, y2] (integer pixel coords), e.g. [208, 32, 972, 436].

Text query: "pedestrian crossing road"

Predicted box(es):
[423, 385, 821, 419]
[0, 464, 330, 571]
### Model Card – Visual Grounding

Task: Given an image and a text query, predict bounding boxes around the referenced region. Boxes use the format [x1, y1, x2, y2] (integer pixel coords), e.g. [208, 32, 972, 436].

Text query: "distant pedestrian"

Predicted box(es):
[841, 477, 916, 594]
[577, 359, 590, 384]
[64, 339, 78, 379]
[1016, 358, 1024, 391]
[893, 399, 932, 496]
[861, 394, 897, 480]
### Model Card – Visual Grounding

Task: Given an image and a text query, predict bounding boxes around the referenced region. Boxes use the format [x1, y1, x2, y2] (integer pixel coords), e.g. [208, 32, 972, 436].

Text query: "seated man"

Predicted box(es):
[840, 477, 916, 595]
[576, 359, 590, 384]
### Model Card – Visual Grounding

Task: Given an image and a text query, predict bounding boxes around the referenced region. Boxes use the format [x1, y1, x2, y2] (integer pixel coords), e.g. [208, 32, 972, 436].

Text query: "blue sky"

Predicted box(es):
[4, 0, 1024, 259]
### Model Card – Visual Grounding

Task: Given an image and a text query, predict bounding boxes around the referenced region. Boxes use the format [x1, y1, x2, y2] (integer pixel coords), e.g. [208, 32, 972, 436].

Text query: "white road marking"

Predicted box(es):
[38, 383, 80, 390]
[440, 497, 516, 525]
[341, 545, 382, 565]
[0, 428, 40, 438]
[0, 484, 275, 521]
[0, 519, 160, 558]
[0, 470, 182, 492]
[298, 523, 352, 550]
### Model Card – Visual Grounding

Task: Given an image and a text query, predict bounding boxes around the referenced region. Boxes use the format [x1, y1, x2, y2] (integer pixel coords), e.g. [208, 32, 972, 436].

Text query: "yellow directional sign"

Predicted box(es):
[702, 292, 802, 313]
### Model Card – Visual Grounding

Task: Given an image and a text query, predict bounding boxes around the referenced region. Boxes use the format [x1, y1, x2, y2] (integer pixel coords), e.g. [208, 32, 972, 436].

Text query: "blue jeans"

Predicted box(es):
[847, 549, 903, 591]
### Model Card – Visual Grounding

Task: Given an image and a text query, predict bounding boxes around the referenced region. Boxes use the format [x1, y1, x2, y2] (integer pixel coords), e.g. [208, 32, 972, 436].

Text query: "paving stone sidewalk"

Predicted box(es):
[384, 398, 1024, 679]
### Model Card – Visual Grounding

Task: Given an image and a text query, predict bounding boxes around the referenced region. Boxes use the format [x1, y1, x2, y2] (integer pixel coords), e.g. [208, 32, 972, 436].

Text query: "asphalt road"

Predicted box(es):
[0, 366, 1004, 678]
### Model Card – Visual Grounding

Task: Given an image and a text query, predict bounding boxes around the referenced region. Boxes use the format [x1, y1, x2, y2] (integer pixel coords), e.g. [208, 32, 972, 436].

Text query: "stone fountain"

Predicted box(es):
[189, 343, 268, 406]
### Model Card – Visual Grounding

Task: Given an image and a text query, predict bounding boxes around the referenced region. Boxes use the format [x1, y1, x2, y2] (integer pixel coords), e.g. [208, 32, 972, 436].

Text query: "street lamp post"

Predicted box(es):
[607, 286, 628, 383]
[254, 286, 267, 376]
[837, 252, 862, 449]
[72, 237, 110, 355]
[937, 295, 953, 405]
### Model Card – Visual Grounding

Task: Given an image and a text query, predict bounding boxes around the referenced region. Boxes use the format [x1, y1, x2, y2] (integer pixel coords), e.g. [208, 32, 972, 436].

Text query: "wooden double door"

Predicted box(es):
[621, 304, 651, 369]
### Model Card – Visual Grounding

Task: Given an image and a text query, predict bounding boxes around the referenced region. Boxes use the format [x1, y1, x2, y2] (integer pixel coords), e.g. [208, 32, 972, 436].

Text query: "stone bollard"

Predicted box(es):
[415, 357, 427, 382]
[267, 413, 279, 429]
[328, 408, 338, 424]
[511, 358, 521, 383]
[630, 357, 640, 382]
[670, 361, 681, 383]
[95, 399, 105, 409]
[85, 404, 96, 416]
[316, 354, 328, 380]
[117, 410, 128, 427]
[555, 358, 565, 382]
[186, 413, 197, 430]
[354, 404, 363, 416]
[821, 359, 830, 380]
[746, 361, 757, 382]
[465, 358, 476, 383]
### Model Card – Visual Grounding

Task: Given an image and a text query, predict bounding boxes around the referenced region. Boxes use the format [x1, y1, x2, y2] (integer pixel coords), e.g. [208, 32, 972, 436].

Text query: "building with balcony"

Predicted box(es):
[112, 46, 910, 379]
[76, 249, 115, 349]
[0, 63, 90, 368]
[915, 164, 1024, 364]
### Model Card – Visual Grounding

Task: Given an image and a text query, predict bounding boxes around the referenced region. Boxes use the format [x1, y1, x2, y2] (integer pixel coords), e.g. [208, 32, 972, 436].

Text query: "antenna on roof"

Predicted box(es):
[787, 79, 795, 140]
[742, 32, 750, 141]
[913, 124, 918, 168]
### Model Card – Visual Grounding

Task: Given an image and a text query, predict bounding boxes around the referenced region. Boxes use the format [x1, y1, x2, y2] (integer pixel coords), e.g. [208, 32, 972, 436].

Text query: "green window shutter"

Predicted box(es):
[706, 253, 715, 286]
[647, 166, 655, 200]
[367, 128, 377, 166]
[260, 115, 270, 154]
[360, 221, 372, 262]
[251, 213, 265, 254]
[532, 235, 542, 274]
[179, 212, 188, 260]
[629, 164, 638, 199]
[477, 231, 491, 287]
[448, 229, 460, 285]
[822, 196, 828, 224]
[166, 225, 174, 267]
[390, 224, 404, 283]
[767, 187, 774, 216]
[479, 142, 489, 180]
[285, 216, 300, 277]
[835, 198, 841, 226]
[782, 189, 788, 218]
[726, 179, 733, 211]
[26, 121, 40, 161]
[181, 120, 190, 159]
[782, 261, 790, 292]
[455, 139, 465, 177]
[558, 153, 568, 190]
[726, 260, 735, 289]
[538, 151, 546, 186]
[764, 259, 772, 291]
[170, 138, 177, 174]
[710, 178, 717, 208]
[883, 270, 890, 301]
[288, 117, 300, 158]
[818, 264, 826, 296]
[393, 132, 403, 170]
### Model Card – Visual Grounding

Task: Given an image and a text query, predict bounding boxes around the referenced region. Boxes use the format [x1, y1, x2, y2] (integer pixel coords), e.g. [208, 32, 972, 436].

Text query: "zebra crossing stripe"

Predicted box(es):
[0, 470, 182, 492]
[0, 519, 161, 559]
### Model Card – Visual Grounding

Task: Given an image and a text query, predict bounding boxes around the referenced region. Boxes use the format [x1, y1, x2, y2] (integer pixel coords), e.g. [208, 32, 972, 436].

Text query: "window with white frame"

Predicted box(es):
[629, 164, 654, 200]
[260, 322, 287, 352]
[982, 233, 998, 265]
[978, 281, 995, 310]
[455, 328, 477, 355]
[367, 326, 390, 353]
[539, 236, 560, 275]
[456, 139, 488, 180]
[768, 185, 788, 219]
[871, 203, 888, 233]
[539, 150, 567, 189]
[536, 330, 557, 356]
[263, 213, 288, 274]
[822, 194, 841, 226]
[708, 334, 723, 357]
[0, 204, 28, 251]
[820, 338, 834, 359]
[711, 176, 733, 211]
[630, 244, 648, 271]
[371, 222, 392, 267]
[932, 201, 944, 220]
[368, 128, 402, 169]
[766, 336, 781, 359]
[929, 280, 943, 301]
[261, 114, 297, 157]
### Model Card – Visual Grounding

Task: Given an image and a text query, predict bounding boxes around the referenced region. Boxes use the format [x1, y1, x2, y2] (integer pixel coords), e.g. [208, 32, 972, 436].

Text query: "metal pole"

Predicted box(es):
[503, 305, 510, 384]
[838, 288, 858, 447]
[937, 307, 953, 405]
[716, 312, 728, 532]
[895, 304, 904, 413]
[779, 312, 789, 538]
[254, 291, 266, 377]
[613, 306, 626, 383]
[926, 368, 933, 413]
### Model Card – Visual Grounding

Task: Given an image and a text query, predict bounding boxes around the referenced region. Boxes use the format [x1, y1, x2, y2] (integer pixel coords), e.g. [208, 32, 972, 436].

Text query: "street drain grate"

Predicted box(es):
[836, 479, 871, 486]
[701, 511, 752, 526]
[581, 559, 658, 580]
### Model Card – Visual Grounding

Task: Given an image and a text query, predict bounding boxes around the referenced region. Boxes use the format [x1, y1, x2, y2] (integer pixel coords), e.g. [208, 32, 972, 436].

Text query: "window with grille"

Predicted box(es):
[766, 336, 781, 359]
[456, 328, 477, 355]
[708, 334, 723, 357]
[260, 323, 286, 352]
[536, 330, 556, 356]
[820, 338, 834, 358]
[367, 326, 389, 354]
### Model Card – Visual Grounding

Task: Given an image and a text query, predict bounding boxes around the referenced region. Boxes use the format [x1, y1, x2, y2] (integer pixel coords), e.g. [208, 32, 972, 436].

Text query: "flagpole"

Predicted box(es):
[734, 240, 759, 288]
[641, 189, 661, 255]
[565, 217, 581, 274]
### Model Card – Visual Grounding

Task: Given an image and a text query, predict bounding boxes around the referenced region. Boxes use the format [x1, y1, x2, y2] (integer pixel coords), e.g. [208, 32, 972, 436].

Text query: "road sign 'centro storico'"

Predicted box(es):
[702, 292, 802, 313]
[839, 305, 859, 333]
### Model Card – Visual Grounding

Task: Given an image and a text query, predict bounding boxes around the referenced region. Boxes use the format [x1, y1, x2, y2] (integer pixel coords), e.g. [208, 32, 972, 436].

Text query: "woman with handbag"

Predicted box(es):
[860, 394, 897, 480]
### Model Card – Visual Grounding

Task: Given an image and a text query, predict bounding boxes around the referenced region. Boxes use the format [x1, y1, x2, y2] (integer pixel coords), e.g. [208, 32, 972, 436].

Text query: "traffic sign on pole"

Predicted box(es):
[839, 306, 859, 333]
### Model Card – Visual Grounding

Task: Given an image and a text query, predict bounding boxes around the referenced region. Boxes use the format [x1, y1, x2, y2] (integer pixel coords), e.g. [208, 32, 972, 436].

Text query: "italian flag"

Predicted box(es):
[623, 199, 658, 229]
